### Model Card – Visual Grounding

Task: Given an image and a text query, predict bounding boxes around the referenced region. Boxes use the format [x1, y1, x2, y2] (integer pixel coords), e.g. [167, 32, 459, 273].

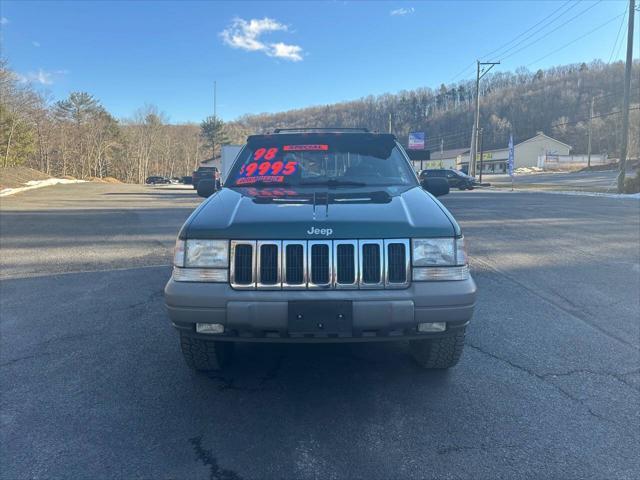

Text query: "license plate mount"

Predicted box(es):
[288, 301, 353, 335]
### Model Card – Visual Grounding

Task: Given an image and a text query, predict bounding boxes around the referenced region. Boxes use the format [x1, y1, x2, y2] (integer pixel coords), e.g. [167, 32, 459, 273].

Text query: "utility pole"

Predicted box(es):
[388, 112, 392, 133]
[213, 80, 217, 161]
[618, 0, 635, 193]
[587, 96, 594, 168]
[478, 128, 484, 183]
[469, 60, 500, 178]
[440, 137, 444, 155]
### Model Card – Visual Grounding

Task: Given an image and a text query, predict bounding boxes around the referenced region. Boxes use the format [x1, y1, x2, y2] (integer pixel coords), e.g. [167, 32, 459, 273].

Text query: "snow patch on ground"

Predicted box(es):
[466, 188, 640, 199]
[540, 190, 640, 199]
[513, 166, 545, 174]
[0, 178, 87, 197]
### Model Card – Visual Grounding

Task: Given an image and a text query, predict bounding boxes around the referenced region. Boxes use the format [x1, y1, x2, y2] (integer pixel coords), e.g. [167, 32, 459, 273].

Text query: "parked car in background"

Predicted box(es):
[192, 166, 221, 190]
[145, 175, 171, 185]
[419, 169, 478, 190]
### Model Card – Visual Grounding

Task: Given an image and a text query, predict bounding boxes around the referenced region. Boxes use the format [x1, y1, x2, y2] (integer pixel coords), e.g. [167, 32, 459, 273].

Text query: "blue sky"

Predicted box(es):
[1, 0, 636, 123]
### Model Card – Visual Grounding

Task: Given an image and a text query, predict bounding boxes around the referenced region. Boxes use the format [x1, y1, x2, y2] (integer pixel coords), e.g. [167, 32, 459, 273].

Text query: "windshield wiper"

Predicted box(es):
[299, 178, 367, 188]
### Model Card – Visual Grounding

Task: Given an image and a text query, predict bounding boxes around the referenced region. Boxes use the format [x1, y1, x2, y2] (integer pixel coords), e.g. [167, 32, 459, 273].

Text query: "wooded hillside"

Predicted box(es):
[1, 59, 637, 184]
[231, 60, 639, 157]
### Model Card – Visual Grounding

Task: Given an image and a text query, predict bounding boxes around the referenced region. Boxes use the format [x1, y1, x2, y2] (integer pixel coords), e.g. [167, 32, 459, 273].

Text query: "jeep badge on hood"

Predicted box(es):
[307, 227, 333, 236]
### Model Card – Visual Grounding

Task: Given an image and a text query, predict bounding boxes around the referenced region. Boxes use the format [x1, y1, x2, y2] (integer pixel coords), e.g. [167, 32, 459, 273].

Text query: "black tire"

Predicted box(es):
[458, 186, 467, 190]
[409, 328, 466, 369]
[179, 334, 234, 371]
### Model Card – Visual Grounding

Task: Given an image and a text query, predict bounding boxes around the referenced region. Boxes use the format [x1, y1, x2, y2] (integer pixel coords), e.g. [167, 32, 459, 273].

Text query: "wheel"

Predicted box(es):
[458, 186, 467, 190]
[409, 328, 466, 369]
[179, 333, 234, 371]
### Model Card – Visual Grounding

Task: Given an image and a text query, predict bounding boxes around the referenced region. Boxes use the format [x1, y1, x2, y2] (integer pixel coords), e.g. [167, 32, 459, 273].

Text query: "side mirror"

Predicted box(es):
[197, 179, 217, 198]
[421, 177, 450, 197]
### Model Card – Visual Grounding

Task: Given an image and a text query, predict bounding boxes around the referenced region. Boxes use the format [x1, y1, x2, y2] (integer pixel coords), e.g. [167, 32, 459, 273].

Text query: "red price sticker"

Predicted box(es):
[283, 144, 329, 151]
[238, 161, 298, 180]
[253, 147, 279, 161]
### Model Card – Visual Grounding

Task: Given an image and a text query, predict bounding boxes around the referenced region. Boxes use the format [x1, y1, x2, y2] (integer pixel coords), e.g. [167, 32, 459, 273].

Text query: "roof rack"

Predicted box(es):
[272, 128, 370, 134]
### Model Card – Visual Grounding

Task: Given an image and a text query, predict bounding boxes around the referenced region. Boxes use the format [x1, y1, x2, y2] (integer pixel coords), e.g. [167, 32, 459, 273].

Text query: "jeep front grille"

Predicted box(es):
[232, 243, 254, 286]
[230, 239, 410, 289]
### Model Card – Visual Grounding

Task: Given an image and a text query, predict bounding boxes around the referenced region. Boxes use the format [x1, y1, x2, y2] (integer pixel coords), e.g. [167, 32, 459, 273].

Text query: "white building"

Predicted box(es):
[419, 148, 469, 170]
[458, 132, 572, 173]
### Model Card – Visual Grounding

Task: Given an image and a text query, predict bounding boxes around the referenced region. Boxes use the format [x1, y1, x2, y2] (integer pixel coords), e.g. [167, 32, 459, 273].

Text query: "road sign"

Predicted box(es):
[408, 132, 425, 150]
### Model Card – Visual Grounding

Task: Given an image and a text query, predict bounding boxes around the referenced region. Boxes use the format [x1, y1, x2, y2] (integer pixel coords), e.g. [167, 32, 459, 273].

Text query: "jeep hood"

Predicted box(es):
[181, 186, 460, 239]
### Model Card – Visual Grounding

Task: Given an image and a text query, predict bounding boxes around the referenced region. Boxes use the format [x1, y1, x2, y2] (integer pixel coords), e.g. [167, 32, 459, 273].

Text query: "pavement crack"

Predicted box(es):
[540, 368, 640, 393]
[472, 256, 638, 351]
[205, 374, 256, 393]
[467, 342, 620, 424]
[0, 351, 55, 368]
[189, 435, 244, 480]
[124, 288, 164, 310]
[206, 356, 285, 392]
[1, 332, 92, 368]
[437, 443, 521, 455]
[258, 355, 284, 386]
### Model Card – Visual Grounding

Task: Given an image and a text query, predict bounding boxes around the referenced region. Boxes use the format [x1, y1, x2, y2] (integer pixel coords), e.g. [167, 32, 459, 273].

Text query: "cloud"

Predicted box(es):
[267, 42, 303, 62]
[17, 69, 67, 85]
[32, 41, 41, 47]
[1, 17, 9, 25]
[390, 7, 415, 16]
[220, 17, 304, 62]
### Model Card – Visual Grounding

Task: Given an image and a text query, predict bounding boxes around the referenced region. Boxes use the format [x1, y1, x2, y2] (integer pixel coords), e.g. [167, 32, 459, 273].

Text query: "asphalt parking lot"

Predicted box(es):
[483, 168, 634, 192]
[1, 183, 639, 479]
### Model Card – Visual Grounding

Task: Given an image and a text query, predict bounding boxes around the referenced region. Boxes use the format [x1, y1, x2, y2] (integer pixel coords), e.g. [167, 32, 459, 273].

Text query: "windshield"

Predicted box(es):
[226, 134, 417, 188]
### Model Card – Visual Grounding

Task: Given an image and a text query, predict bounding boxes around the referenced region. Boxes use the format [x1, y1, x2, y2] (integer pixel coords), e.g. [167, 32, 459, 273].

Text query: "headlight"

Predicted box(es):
[174, 239, 186, 267]
[412, 238, 456, 266]
[412, 237, 469, 281]
[455, 236, 467, 266]
[172, 267, 228, 282]
[184, 239, 229, 268]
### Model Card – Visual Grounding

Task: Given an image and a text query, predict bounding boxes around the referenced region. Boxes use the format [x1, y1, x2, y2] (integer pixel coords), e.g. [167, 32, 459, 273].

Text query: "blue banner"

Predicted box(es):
[508, 134, 514, 176]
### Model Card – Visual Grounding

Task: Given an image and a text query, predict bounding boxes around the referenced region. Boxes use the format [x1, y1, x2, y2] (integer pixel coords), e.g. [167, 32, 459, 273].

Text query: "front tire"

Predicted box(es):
[409, 328, 466, 369]
[179, 334, 234, 371]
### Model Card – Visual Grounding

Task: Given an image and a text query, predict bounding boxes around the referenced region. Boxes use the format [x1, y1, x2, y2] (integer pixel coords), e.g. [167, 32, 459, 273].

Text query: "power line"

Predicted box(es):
[481, 0, 575, 60]
[501, 0, 604, 63]
[609, 8, 629, 63]
[550, 106, 640, 128]
[526, 12, 626, 67]
[613, 35, 626, 60]
[448, 0, 576, 82]
[495, 0, 585, 61]
[423, 129, 470, 142]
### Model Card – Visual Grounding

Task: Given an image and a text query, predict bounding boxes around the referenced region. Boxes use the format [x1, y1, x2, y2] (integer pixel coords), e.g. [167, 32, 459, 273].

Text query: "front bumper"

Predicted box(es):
[164, 277, 476, 342]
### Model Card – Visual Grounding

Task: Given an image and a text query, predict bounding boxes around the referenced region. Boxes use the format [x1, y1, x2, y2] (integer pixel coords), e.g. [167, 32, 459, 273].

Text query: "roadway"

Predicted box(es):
[1, 183, 639, 479]
[482, 168, 629, 192]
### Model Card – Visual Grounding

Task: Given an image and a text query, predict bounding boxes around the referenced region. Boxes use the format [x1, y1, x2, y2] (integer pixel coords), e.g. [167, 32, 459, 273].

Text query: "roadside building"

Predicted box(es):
[422, 148, 469, 170]
[458, 132, 571, 173]
[404, 148, 431, 171]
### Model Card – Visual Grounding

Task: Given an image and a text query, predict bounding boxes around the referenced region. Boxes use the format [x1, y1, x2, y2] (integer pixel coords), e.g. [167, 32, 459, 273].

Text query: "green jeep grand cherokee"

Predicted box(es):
[164, 128, 476, 370]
